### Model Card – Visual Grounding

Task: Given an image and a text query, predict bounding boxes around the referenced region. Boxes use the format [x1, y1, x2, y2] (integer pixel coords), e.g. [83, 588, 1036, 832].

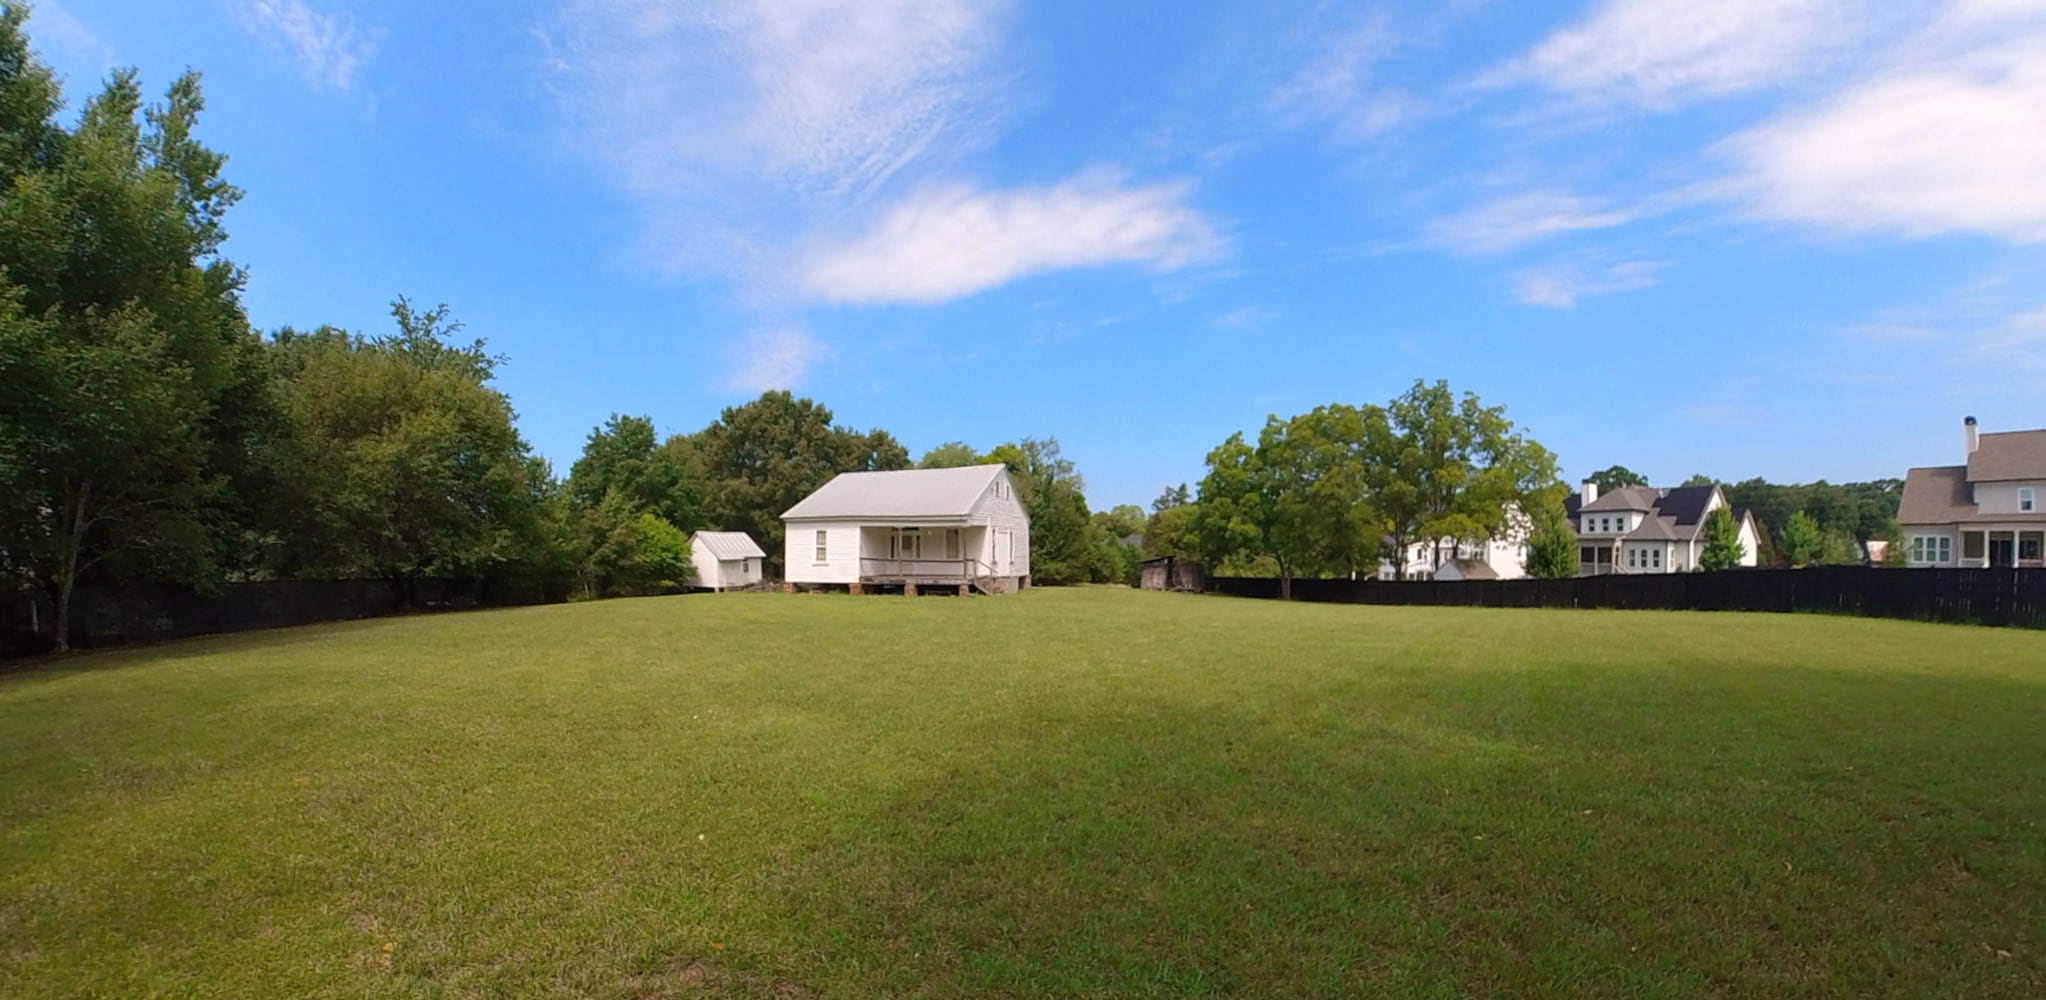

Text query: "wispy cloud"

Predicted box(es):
[1213, 306, 1280, 330]
[226, 0, 374, 92]
[552, 0, 1013, 288]
[729, 328, 823, 392]
[804, 172, 1222, 306]
[26, 1, 115, 72]
[1425, 191, 1639, 255]
[1483, 0, 1867, 110]
[1513, 257, 1666, 308]
[1721, 27, 2046, 243]
[1268, 13, 1417, 139]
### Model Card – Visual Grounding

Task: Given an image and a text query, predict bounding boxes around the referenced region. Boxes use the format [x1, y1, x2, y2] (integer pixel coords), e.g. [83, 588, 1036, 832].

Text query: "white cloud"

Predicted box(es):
[26, 1, 115, 72]
[1513, 258, 1665, 308]
[1486, 0, 1864, 109]
[226, 0, 373, 92]
[1425, 191, 1638, 255]
[729, 328, 823, 392]
[1958, 303, 2046, 372]
[1213, 306, 1279, 330]
[1269, 15, 1417, 139]
[1722, 33, 2046, 243]
[554, 0, 1011, 287]
[804, 172, 1222, 306]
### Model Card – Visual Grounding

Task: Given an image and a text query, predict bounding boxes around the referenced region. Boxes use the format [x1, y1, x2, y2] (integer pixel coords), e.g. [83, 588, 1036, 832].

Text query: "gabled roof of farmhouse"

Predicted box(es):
[782, 464, 1008, 520]
[1968, 429, 2046, 483]
[692, 530, 765, 561]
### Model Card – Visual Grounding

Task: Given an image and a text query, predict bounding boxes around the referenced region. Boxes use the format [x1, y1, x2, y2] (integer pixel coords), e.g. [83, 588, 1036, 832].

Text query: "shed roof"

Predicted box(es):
[782, 464, 1007, 521]
[692, 531, 765, 560]
[1968, 429, 2046, 482]
[1439, 558, 1498, 580]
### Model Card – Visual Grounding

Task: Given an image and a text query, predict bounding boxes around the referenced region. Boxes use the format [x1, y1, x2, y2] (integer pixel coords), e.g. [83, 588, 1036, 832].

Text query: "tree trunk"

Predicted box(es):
[1280, 567, 1294, 601]
[52, 482, 92, 654]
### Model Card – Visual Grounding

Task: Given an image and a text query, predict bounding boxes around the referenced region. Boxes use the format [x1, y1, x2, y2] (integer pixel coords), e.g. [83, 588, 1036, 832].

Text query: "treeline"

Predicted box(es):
[1140, 383, 1563, 597]
[0, 17, 1143, 651]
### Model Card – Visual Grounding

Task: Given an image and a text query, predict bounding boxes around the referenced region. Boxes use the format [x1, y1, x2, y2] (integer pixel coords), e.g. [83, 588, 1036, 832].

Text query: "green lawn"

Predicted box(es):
[3, 589, 2043, 998]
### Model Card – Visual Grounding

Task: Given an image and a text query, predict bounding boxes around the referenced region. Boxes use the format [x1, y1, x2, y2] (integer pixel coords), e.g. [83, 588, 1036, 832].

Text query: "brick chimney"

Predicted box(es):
[1966, 416, 1979, 456]
[1581, 479, 1599, 505]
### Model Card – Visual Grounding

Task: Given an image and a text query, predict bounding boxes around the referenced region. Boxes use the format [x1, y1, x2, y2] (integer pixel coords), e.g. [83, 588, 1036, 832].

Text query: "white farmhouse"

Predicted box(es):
[782, 464, 1032, 594]
[1897, 417, 2046, 568]
[688, 531, 766, 591]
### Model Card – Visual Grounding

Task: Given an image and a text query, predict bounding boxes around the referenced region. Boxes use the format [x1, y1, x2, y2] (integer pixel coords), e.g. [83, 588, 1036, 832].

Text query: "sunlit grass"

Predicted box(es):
[2, 589, 2042, 997]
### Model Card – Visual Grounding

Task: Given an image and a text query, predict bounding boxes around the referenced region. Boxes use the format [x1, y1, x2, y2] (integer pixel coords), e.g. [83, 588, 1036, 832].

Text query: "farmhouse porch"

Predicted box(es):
[856, 526, 1017, 594]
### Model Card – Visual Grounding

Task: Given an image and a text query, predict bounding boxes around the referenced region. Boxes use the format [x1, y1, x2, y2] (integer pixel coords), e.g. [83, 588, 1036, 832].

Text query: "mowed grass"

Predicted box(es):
[3, 590, 2044, 998]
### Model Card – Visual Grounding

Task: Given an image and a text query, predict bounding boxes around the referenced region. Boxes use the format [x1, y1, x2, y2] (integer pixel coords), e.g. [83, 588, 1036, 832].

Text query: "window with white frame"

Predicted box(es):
[945, 529, 961, 560]
[2023, 487, 2036, 512]
[1650, 549, 1662, 569]
[1910, 535, 1951, 564]
[814, 530, 828, 563]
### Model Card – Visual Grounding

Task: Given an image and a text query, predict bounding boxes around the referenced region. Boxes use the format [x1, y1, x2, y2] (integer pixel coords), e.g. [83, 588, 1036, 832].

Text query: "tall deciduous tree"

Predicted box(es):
[682, 391, 909, 566]
[260, 303, 549, 585]
[0, 16, 267, 649]
[1367, 381, 1558, 576]
[1700, 508, 1745, 571]
[1194, 406, 1383, 598]
[568, 414, 700, 531]
[985, 437, 1096, 585]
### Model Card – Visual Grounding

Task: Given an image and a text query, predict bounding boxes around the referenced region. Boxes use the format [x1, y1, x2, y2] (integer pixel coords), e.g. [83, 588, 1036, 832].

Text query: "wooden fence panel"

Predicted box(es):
[1207, 568, 2046, 630]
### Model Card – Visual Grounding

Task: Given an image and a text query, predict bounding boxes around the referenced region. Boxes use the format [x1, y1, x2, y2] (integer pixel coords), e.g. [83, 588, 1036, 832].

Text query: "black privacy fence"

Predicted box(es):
[2, 578, 561, 659]
[1208, 567, 2046, 630]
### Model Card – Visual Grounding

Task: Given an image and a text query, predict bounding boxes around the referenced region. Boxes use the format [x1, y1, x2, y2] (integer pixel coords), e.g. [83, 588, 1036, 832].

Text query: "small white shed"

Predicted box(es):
[782, 464, 1031, 594]
[689, 531, 766, 591]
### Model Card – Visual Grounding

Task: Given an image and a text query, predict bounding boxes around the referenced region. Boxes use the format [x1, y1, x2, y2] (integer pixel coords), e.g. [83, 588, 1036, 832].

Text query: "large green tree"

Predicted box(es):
[0, 15, 268, 649]
[1367, 381, 1559, 577]
[985, 437, 1095, 585]
[258, 303, 552, 585]
[1194, 406, 1382, 598]
[568, 414, 700, 531]
[681, 391, 908, 566]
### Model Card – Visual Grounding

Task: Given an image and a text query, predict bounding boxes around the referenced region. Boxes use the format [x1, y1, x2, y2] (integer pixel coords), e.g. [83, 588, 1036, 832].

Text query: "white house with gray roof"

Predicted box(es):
[781, 464, 1031, 594]
[688, 531, 766, 591]
[1897, 418, 2046, 568]
[1565, 481, 1759, 575]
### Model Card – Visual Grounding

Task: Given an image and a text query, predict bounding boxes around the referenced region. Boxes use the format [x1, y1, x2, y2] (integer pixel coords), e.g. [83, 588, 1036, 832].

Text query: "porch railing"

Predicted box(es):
[858, 558, 1011, 594]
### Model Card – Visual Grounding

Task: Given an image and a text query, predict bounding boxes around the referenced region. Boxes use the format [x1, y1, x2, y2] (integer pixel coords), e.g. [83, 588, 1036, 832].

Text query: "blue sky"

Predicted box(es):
[23, 0, 2046, 508]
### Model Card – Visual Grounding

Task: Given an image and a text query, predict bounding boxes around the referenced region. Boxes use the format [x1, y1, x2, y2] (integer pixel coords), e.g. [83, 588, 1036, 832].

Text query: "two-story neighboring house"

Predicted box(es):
[1897, 418, 2046, 568]
[1563, 481, 1760, 575]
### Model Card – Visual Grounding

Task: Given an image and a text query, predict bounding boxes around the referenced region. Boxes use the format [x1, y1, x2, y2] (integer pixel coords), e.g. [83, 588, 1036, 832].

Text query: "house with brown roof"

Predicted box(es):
[1563, 481, 1759, 575]
[1897, 418, 2046, 568]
